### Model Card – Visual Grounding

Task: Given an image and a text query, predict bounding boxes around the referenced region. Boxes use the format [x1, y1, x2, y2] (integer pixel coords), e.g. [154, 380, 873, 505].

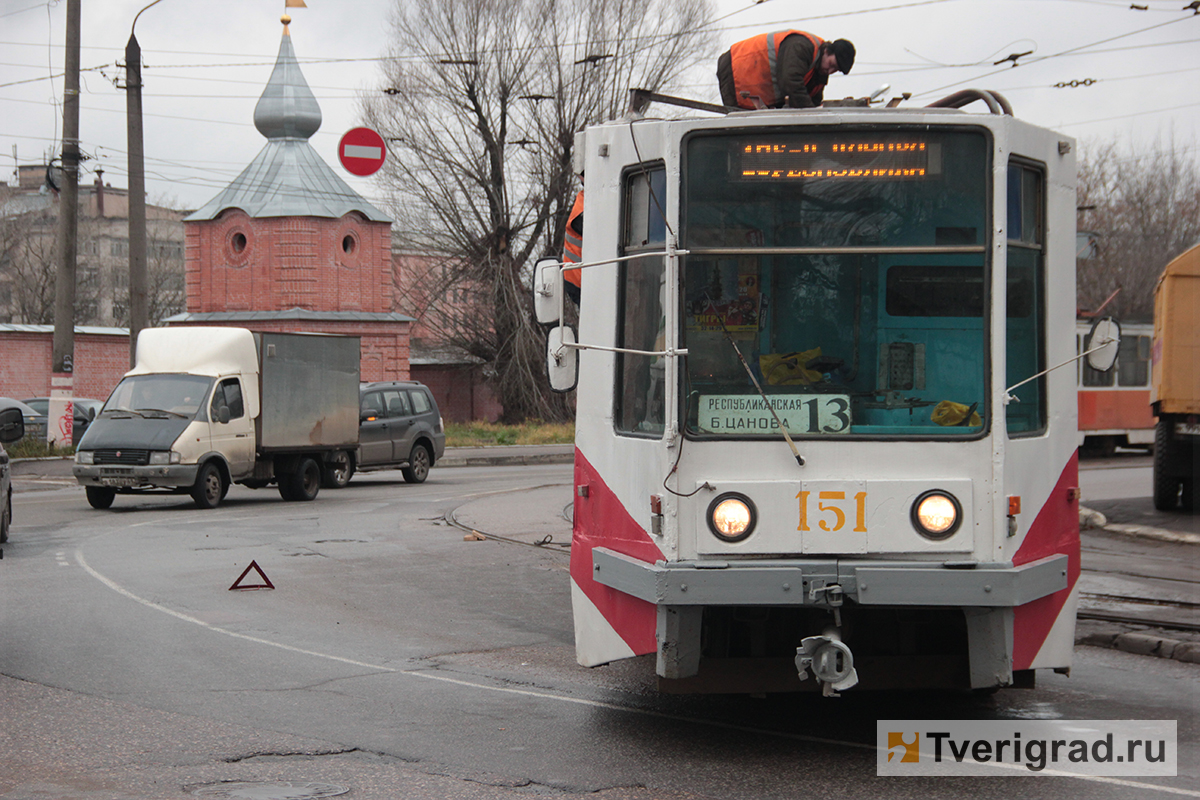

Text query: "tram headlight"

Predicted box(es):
[911, 490, 962, 539]
[707, 493, 757, 542]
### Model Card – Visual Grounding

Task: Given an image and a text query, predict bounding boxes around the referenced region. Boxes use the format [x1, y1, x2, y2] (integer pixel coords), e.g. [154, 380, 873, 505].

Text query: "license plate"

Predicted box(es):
[99, 477, 138, 487]
[1176, 421, 1200, 436]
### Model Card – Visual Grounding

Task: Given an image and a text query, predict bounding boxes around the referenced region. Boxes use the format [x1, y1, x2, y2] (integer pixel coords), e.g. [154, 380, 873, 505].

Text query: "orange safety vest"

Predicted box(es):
[728, 30, 823, 110]
[562, 189, 584, 288]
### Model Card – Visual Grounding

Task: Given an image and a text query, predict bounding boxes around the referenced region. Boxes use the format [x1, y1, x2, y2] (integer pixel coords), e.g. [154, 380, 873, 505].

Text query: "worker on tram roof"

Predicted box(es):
[717, 31, 855, 110]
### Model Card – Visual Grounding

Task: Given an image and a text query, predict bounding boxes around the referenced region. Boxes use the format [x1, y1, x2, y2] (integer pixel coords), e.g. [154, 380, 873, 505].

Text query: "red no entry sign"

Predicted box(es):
[338, 127, 387, 176]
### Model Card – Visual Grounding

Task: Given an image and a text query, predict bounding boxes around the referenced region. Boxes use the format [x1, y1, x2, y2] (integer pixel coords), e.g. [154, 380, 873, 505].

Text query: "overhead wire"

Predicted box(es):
[0, 1, 57, 20]
[4, 0, 1196, 204]
[912, 13, 1199, 98]
[1057, 100, 1200, 129]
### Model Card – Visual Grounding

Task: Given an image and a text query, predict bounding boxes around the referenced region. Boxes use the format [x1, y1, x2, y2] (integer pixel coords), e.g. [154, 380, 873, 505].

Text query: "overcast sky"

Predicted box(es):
[1, 0, 1197, 211]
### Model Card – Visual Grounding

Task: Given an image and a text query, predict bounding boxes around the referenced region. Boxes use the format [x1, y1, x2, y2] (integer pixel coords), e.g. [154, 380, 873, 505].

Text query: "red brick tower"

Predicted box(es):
[175, 14, 409, 381]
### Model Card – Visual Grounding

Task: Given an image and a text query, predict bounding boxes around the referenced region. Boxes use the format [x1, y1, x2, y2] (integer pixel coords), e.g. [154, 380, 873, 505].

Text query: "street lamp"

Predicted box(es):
[125, 0, 166, 367]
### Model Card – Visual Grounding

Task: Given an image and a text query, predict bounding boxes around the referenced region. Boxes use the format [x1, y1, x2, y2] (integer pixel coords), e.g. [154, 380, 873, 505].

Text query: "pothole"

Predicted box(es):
[184, 781, 350, 799]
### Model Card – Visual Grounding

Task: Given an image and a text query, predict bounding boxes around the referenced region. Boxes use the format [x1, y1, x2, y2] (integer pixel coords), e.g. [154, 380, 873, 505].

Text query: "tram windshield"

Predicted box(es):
[682, 128, 992, 438]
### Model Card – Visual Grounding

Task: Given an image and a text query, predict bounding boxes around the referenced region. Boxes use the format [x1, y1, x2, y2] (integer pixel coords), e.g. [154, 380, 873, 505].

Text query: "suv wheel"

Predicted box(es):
[322, 450, 354, 489]
[1, 491, 10, 541]
[402, 443, 431, 484]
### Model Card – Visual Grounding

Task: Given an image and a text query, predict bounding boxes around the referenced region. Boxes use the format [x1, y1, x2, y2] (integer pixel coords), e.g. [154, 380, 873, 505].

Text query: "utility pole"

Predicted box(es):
[49, 0, 81, 447]
[126, 0, 164, 367]
[126, 26, 148, 367]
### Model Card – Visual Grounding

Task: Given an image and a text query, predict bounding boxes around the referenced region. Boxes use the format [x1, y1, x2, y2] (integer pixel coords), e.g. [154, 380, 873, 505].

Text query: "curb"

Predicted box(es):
[1079, 505, 1198, 545]
[1077, 629, 1200, 664]
[437, 452, 574, 468]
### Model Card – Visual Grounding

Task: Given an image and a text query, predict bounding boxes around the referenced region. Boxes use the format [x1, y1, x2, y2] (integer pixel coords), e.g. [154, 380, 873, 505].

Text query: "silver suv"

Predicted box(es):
[333, 381, 445, 486]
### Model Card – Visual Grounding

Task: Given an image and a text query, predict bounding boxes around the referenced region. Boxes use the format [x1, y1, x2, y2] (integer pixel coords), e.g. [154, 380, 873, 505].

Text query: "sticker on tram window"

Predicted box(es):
[698, 394, 851, 434]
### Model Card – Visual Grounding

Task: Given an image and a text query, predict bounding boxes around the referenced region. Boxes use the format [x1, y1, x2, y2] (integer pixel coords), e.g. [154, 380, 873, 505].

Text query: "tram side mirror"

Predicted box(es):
[0, 407, 24, 444]
[1085, 318, 1121, 372]
[533, 257, 563, 326]
[546, 325, 578, 393]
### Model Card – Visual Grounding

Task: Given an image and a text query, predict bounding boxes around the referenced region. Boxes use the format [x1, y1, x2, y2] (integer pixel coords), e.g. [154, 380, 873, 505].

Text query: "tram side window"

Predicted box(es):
[615, 166, 667, 436]
[1118, 335, 1151, 387]
[1005, 162, 1046, 435]
[1081, 331, 1115, 387]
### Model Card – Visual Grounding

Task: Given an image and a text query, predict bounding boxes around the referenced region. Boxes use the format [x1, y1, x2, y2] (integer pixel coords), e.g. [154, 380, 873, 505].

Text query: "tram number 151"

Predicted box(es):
[797, 490, 868, 533]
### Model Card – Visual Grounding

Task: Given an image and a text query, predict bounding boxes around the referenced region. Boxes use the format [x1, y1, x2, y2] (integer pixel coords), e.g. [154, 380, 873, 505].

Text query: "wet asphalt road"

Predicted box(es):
[0, 458, 1196, 800]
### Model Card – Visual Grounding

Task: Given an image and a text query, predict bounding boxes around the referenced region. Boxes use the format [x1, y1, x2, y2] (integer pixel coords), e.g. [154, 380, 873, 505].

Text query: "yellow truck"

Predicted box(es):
[1151, 242, 1199, 510]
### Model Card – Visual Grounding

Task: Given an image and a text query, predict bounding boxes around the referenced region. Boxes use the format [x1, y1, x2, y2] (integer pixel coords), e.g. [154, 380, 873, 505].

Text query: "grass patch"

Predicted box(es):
[445, 421, 574, 447]
[9, 437, 75, 459]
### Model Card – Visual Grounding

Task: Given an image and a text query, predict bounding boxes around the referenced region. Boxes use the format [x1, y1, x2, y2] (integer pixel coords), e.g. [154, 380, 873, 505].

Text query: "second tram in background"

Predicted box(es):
[1076, 318, 1154, 455]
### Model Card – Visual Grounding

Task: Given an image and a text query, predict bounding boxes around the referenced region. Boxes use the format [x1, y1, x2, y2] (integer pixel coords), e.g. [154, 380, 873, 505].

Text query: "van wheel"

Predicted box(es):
[402, 444, 431, 484]
[192, 462, 226, 509]
[322, 451, 354, 489]
[281, 457, 321, 501]
[86, 486, 116, 510]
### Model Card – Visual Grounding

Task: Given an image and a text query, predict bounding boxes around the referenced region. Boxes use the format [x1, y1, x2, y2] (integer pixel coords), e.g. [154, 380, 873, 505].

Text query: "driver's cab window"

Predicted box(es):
[1005, 160, 1046, 436]
[614, 164, 668, 436]
[210, 378, 244, 422]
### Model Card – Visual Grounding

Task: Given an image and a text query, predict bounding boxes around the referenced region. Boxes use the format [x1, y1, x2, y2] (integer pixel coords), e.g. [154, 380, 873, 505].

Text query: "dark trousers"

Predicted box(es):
[716, 50, 737, 108]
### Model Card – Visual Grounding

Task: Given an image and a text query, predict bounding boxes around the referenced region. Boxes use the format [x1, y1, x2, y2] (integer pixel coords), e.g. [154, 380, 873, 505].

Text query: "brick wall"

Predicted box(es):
[0, 331, 131, 401]
[411, 364, 501, 423]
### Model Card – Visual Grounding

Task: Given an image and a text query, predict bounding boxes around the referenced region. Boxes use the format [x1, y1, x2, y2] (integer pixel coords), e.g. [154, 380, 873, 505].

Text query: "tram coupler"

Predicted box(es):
[796, 626, 859, 697]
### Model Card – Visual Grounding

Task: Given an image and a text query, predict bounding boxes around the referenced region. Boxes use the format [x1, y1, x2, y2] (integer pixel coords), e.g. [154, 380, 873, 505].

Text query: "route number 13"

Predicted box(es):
[797, 490, 868, 533]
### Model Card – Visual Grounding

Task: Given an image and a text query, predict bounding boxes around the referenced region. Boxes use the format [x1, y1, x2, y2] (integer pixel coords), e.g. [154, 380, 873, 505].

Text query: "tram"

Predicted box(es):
[1077, 319, 1155, 454]
[535, 89, 1108, 694]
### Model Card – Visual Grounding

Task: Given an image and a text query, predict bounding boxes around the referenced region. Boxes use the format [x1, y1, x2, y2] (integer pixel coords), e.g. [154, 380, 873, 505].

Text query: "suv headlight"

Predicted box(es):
[76, 451, 94, 465]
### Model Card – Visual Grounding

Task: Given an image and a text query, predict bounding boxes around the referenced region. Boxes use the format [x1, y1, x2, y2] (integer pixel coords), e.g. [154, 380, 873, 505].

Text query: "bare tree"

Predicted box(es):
[364, 0, 716, 422]
[1077, 137, 1200, 321]
[3, 207, 61, 324]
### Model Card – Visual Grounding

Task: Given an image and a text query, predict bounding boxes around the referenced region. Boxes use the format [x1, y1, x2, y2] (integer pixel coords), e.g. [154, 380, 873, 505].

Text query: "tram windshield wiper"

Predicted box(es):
[708, 298, 805, 468]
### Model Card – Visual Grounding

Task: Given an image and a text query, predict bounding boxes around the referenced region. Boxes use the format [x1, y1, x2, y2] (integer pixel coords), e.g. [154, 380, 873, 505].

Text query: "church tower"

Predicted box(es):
[175, 13, 410, 381]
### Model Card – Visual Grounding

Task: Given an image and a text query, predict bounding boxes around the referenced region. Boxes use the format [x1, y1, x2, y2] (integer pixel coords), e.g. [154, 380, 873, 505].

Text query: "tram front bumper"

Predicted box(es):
[591, 547, 1068, 608]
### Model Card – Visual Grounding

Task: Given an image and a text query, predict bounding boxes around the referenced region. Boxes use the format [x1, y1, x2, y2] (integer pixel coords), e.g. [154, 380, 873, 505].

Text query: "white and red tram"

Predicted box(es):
[537, 90, 1092, 694]
[1077, 319, 1155, 454]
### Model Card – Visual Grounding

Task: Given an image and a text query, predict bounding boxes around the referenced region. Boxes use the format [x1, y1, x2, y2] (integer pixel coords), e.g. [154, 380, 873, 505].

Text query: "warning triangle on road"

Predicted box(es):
[229, 560, 275, 591]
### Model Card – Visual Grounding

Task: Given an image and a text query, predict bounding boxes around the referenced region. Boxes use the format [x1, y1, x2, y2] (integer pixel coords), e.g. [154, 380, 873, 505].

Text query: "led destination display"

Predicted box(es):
[737, 138, 938, 181]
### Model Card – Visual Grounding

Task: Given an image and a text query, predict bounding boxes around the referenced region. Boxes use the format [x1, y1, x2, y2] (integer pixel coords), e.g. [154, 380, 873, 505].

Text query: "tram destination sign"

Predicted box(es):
[736, 138, 940, 181]
[699, 394, 851, 435]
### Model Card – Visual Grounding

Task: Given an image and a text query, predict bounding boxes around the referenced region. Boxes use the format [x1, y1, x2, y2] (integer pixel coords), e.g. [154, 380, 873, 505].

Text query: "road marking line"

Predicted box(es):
[75, 550, 394, 673]
[73, 548, 1200, 797]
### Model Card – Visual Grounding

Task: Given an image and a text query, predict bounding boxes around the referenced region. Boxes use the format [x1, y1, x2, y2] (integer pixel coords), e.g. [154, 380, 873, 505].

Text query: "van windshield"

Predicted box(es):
[103, 374, 214, 419]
